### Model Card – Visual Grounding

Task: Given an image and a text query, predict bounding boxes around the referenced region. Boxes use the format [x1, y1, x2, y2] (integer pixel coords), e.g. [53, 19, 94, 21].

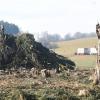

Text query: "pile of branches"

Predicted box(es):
[0, 33, 75, 70]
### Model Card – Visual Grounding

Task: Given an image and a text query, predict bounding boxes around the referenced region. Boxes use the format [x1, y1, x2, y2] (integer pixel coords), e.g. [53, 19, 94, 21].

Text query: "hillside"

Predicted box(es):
[54, 37, 98, 69]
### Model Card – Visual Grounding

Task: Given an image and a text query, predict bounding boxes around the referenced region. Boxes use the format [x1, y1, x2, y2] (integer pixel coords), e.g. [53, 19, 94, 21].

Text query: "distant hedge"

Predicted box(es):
[0, 21, 20, 35]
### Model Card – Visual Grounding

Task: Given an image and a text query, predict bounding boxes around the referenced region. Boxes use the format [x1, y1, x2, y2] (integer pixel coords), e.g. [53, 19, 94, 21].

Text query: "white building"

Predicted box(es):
[76, 48, 97, 55]
[77, 48, 84, 55]
[90, 48, 97, 55]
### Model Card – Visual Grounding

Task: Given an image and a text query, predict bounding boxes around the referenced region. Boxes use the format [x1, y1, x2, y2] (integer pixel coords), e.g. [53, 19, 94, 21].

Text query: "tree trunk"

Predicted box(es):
[93, 65, 100, 85]
[93, 40, 100, 85]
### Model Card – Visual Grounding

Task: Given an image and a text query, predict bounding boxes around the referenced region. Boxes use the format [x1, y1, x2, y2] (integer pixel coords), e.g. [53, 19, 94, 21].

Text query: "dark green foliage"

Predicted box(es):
[0, 34, 16, 69]
[23, 91, 38, 100]
[0, 33, 75, 70]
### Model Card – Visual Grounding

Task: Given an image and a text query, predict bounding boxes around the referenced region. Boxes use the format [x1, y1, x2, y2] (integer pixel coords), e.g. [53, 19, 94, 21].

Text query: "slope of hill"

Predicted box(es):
[54, 37, 97, 69]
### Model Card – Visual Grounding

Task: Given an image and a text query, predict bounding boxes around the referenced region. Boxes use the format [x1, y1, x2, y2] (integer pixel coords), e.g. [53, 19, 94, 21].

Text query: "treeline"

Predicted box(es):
[0, 20, 96, 49]
[37, 31, 61, 49]
[64, 32, 96, 40]
[0, 20, 20, 35]
[36, 31, 96, 49]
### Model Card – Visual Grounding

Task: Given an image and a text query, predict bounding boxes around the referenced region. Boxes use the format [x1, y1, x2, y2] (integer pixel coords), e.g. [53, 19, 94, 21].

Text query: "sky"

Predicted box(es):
[0, 0, 99, 36]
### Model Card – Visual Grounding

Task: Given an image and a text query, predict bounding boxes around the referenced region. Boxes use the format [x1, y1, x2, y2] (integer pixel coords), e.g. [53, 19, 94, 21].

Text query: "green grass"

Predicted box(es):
[70, 55, 96, 69]
[54, 37, 98, 69]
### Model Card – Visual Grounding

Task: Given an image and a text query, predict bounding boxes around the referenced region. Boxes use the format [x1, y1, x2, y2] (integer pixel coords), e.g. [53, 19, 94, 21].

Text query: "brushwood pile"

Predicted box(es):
[0, 32, 75, 70]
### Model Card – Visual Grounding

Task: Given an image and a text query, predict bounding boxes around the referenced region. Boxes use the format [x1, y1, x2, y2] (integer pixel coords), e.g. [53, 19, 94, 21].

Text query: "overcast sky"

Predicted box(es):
[0, 0, 99, 36]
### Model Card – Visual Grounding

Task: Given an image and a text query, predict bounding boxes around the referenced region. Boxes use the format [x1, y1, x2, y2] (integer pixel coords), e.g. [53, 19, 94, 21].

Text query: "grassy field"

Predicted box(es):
[54, 37, 98, 69]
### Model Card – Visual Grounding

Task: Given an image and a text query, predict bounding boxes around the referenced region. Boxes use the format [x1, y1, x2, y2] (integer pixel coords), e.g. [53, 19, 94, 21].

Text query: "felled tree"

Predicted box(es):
[0, 33, 75, 70]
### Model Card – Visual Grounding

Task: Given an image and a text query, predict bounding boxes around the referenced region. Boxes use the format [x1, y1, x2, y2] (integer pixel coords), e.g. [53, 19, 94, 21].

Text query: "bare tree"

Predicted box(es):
[37, 31, 58, 49]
